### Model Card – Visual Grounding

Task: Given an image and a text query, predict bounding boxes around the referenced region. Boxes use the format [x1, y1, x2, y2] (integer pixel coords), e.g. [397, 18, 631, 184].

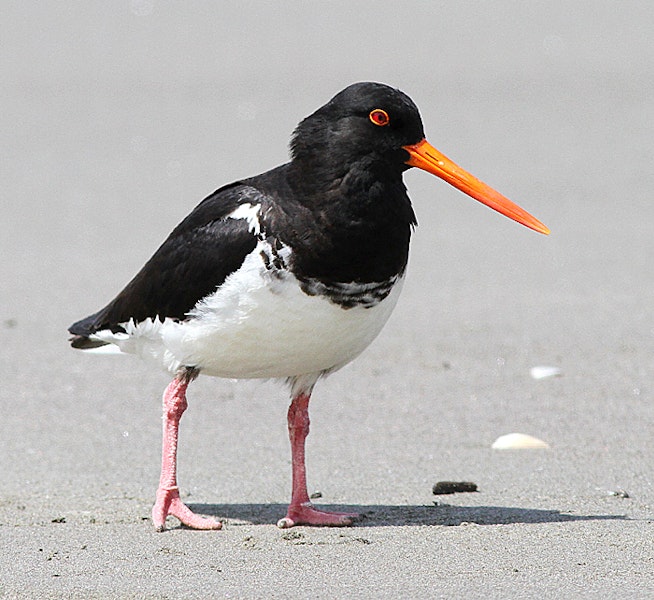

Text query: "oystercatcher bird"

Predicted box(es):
[69, 82, 548, 531]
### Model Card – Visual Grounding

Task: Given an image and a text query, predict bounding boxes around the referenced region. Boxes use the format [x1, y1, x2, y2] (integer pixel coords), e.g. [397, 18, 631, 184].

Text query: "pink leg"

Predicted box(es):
[151, 376, 222, 532]
[277, 391, 358, 528]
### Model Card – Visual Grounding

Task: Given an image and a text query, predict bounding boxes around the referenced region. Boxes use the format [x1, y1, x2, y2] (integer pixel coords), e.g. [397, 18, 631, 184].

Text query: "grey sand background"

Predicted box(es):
[1, 2, 653, 598]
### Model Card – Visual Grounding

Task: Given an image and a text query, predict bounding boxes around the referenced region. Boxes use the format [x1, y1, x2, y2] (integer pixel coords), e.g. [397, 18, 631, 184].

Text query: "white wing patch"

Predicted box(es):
[227, 203, 262, 235]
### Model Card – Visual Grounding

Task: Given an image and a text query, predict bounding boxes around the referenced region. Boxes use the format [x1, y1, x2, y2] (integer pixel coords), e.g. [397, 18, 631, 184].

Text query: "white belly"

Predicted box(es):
[95, 243, 403, 379]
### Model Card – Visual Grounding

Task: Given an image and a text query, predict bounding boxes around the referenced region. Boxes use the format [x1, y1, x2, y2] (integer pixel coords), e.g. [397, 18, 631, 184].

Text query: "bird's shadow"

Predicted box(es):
[187, 502, 628, 528]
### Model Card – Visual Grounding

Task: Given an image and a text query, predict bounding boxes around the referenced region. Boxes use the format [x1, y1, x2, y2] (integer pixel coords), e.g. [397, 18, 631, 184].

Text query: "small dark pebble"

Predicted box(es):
[609, 489, 630, 498]
[51, 517, 66, 523]
[432, 481, 478, 495]
[309, 491, 322, 499]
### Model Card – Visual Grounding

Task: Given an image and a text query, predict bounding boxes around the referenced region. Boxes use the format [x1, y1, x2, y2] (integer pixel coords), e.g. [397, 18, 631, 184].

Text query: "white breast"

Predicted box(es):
[93, 241, 404, 380]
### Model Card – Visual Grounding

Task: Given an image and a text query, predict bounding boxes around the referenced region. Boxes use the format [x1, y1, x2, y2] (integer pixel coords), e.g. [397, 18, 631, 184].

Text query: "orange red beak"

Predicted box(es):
[403, 139, 549, 235]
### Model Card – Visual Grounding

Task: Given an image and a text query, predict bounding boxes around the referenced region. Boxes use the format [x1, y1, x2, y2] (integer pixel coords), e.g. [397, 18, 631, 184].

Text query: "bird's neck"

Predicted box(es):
[287, 152, 405, 208]
[279, 157, 417, 285]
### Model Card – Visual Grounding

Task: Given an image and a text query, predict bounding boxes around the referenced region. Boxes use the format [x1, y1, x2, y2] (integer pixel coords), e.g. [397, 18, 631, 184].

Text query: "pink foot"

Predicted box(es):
[277, 502, 359, 528]
[152, 487, 222, 532]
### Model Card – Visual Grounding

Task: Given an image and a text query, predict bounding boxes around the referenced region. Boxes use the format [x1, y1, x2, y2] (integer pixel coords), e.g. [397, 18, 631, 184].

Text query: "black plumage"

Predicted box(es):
[70, 83, 423, 347]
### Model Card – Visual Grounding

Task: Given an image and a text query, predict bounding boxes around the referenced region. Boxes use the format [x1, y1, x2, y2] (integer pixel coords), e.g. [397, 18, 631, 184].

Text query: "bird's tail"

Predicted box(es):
[68, 310, 111, 349]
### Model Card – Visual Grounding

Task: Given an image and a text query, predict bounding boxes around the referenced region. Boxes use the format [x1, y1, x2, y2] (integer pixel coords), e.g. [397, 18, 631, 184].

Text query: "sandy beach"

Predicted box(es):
[1, 2, 653, 597]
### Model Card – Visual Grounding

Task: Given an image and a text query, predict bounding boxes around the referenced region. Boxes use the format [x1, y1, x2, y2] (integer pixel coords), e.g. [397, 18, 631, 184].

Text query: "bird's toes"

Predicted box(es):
[277, 504, 359, 528]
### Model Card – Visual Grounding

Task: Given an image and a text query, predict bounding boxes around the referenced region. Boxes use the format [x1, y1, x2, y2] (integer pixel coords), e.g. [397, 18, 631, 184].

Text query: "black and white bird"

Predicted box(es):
[69, 82, 548, 531]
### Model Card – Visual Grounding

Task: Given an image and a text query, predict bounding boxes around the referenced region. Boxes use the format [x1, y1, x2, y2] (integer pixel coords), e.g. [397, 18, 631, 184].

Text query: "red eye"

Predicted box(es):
[369, 109, 390, 127]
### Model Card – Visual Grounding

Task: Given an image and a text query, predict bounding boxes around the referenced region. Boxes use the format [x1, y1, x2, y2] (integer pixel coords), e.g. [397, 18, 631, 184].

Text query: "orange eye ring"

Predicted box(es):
[369, 109, 390, 127]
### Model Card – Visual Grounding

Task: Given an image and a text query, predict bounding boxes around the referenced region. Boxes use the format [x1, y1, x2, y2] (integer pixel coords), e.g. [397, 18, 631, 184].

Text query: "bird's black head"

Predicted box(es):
[287, 81, 550, 235]
[290, 82, 425, 177]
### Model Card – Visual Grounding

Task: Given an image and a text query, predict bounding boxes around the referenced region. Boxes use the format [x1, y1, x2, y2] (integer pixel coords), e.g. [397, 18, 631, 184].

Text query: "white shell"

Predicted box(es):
[530, 365, 562, 380]
[491, 433, 550, 449]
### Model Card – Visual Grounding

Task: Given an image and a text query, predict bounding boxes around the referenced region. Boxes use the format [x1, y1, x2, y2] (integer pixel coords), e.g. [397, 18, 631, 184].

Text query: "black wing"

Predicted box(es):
[69, 182, 264, 348]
